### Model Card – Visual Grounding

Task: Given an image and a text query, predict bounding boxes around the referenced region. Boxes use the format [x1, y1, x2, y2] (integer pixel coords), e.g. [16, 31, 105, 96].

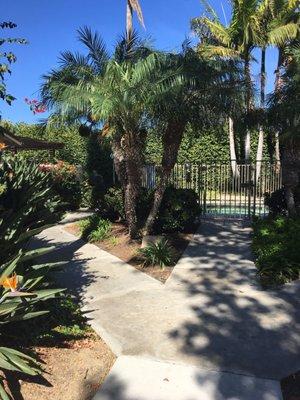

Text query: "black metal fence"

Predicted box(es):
[142, 161, 282, 218]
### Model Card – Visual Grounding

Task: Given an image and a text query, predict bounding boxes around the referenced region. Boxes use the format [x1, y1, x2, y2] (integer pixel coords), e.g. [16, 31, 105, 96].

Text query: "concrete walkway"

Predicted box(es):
[34, 215, 300, 400]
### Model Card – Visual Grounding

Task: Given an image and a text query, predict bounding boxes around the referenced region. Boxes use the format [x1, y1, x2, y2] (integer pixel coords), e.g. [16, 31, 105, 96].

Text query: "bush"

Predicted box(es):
[39, 161, 81, 211]
[97, 186, 200, 234]
[265, 187, 300, 217]
[79, 215, 112, 242]
[252, 216, 300, 285]
[139, 239, 175, 269]
[154, 187, 200, 233]
[100, 187, 125, 220]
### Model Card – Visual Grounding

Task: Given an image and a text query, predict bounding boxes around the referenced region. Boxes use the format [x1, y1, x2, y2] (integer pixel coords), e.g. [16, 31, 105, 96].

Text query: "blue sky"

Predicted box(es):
[1, 0, 278, 123]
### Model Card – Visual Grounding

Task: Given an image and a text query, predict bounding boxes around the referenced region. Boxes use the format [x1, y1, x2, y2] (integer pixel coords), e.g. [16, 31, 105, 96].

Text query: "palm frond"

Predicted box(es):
[128, 0, 145, 29]
[268, 22, 299, 46]
[77, 26, 109, 73]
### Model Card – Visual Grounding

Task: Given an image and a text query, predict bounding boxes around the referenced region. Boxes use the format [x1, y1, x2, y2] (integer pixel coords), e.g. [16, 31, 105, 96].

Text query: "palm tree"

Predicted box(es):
[268, 46, 300, 216]
[126, 0, 145, 41]
[267, 0, 299, 166]
[255, 0, 299, 179]
[42, 29, 156, 237]
[192, 0, 260, 162]
[143, 48, 241, 234]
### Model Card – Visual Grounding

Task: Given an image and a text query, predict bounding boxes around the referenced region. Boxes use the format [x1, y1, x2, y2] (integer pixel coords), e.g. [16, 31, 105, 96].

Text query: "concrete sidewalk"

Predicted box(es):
[34, 214, 300, 400]
[94, 356, 282, 400]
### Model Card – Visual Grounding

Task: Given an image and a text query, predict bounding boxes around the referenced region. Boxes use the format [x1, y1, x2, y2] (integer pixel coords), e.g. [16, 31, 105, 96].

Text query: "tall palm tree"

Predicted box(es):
[268, 45, 300, 216]
[255, 0, 299, 179]
[126, 0, 145, 41]
[192, 0, 260, 162]
[268, 0, 299, 166]
[143, 48, 241, 234]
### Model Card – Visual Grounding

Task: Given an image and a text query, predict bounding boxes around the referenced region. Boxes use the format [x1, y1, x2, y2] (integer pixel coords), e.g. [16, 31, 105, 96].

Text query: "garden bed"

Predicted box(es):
[18, 335, 115, 400]
[1, 296, 116, 400]
[64, 221, 197, 283]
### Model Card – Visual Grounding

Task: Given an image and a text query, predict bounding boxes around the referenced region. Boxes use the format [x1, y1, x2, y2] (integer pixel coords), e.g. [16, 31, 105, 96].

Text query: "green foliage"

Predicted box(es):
[47, 161, 82, 211]
[2, 295, 92, 346]
[100, 187, 125, 220]
[0, 248, 65, 399]
[139, 239, 175, 269]
[146, 125, 269, 164]
[0, 22, 26, 111]
[97, 186, 199, 234]
[88, 219, 112, 242]
[79, 215, 112, 242]
[0, 155, 63, 263]
[252, 216, 300, 285]
[154, 187, 200, 233]
[1, 121, 89, 166]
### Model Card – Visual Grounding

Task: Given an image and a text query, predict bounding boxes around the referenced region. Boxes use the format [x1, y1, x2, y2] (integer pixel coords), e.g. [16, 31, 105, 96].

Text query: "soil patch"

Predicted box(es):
[5, 334, 115, 400]
[64, 222, 196, 283]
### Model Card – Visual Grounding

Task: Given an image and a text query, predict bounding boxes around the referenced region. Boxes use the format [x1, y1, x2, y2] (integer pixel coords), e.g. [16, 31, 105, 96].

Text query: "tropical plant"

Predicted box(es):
[0, 155, 62, 263]
[267, 0, 299, 164]
[254, 0, 299, 177]
[41, 20, 240, 238]
[268, 46, 300, 216]
[192, 0, 261, 162]
[142, 47, 241, 235]
[126, 0, 145, 41]
[0, 22, 26, 111]
[0, 248, 65, 399]
[139, 238, 175, 269]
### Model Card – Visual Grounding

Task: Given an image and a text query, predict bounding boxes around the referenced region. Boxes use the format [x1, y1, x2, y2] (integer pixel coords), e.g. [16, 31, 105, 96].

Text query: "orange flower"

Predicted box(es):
[0, 142, 7, 150]
[0, 273, 18, 292]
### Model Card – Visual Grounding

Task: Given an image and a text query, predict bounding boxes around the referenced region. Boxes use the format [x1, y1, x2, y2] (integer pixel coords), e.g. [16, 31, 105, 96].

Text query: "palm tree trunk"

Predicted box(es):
[112, 132, 145, 239]
[244, 55, 252, 162]
[281, 138, 300, 217]
[274, 48, 283, 170]
[256, 47, 266, 181]
[143, 120, 187, 235]
[229, 117, 239, 177]
[126, 0, 133, 42]
[111, 138, 127, 187]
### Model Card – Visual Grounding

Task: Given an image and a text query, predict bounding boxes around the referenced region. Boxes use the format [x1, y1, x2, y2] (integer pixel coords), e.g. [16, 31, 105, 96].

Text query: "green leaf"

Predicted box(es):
[0, 380, 11, 400]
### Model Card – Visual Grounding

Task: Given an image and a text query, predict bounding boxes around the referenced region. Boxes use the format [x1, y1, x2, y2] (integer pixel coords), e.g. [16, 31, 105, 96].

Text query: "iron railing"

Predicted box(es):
[142, 161, 282, 218]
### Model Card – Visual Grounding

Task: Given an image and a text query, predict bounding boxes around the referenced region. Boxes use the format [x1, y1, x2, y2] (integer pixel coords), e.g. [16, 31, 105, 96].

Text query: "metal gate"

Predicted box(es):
[142, 161, 282, 218]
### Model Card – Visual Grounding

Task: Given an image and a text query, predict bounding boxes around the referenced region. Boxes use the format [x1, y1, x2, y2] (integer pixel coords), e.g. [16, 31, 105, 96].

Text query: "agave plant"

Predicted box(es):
[0, 247, 66, 399]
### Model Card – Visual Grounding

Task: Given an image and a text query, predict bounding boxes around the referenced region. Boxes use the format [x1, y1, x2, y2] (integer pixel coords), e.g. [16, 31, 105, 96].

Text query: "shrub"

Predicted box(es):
[139, 239, 175, 269]
[154, 187, 200, 233]
[265, 187, 300, 217]
[88, 219, 112, 242]
[97, 186, 200, 234]
[39, 161, 81, 211]
[252, 216, 300, 285]
[79, 215, 112, 242]
[100, 187, 125, 220]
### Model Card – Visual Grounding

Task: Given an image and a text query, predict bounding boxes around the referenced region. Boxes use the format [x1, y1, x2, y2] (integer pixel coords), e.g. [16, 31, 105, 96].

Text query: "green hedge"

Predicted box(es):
[252, 216, 300, 285]
[145, 125, 270, 164]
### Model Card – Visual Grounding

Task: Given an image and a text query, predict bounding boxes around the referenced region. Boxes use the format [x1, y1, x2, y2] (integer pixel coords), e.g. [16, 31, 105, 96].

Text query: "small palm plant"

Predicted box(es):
[139, 239, 175, 269]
